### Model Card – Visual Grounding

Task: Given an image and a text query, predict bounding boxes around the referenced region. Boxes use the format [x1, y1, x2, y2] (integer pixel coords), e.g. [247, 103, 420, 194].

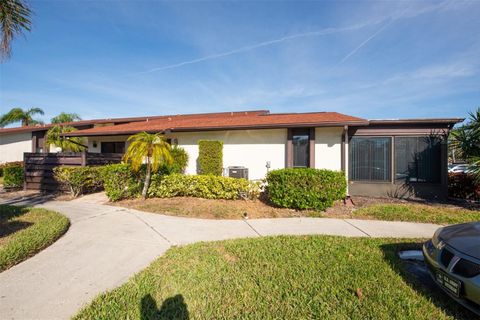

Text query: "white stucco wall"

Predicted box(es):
[86, 136, 131, 153]
[0, 132, 32, 163]
[170, 129, 287, 180]
[314, 127, 342, 171]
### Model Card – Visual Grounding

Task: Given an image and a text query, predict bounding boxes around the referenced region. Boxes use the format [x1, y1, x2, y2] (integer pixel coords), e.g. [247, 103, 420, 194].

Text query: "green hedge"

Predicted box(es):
[101, 163, 144, 201]
[266, 168, 346, 210]
[198, 140, 223, 176]
[148, 173, 259, 200]
[0, 161, 23, 177]
[53, 166, 104, 197]
[3, 165, 24, 188]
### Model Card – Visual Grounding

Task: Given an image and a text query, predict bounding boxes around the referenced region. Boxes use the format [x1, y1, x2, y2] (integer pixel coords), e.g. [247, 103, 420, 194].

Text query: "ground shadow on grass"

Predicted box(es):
[0, 205, 33, 238]
[380, 242, 477, 319]
[141, 294, 189, 320]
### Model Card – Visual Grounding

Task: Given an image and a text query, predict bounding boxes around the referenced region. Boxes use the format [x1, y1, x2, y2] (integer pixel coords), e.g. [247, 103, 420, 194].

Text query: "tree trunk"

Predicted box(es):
[142, 161, 151, 199]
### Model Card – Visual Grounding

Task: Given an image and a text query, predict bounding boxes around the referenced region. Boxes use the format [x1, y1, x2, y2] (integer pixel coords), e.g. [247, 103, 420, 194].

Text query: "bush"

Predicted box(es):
[198, 140, 223, 176]
[161, 146, 189, 174]
[266, 168, 346, 210]
[148, 173, 259, 200]
[101, 163, 144, 201]
[3, 164, 24, 188]
[53, 166, 104, 197]
[0, 161, 23, 178]
[448, 172, 480, 200]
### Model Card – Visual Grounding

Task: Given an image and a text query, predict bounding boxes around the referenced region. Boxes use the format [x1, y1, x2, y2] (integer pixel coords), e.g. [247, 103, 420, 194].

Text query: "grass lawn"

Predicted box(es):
[350, 203, 480, 225]
[0, 205, 69, 271]
[115, 196, 319, 219]
[74, 236, 473, 319]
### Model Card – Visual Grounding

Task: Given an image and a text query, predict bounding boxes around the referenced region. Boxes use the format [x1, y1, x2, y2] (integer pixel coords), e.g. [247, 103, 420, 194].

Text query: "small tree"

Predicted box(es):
[123, 132, 173, 199]
[450, 107, 480, 179]
[51, 112, 81, 124]
[0, 107, 44, 127]
[46, 125, 85, 152]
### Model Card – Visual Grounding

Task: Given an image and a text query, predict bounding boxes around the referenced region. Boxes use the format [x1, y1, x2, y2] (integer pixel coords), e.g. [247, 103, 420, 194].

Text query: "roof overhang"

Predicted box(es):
[63, 120, 370, 137]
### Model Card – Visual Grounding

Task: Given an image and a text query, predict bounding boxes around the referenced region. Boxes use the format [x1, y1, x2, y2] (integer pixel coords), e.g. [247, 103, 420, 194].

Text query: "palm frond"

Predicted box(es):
[123, 132, 172, 172]
[0, 0, 32, 60]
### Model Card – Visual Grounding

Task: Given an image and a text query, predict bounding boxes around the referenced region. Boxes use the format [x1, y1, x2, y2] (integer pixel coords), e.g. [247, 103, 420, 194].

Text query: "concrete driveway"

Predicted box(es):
[0, 198, 441, 319]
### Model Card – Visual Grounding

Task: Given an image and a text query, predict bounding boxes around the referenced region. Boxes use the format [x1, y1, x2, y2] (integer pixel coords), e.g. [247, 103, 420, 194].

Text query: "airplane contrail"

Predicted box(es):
[133, 21, 382, 75]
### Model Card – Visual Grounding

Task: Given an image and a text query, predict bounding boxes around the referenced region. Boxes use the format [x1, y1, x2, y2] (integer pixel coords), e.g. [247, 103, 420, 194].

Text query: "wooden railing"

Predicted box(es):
[24, 152, 123, 191]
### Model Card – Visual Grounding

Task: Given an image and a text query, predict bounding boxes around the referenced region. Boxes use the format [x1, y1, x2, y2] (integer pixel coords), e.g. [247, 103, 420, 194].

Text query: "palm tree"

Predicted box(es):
[123, 132, 173, 199]
[46, 125, 86, 152]
[51, 112, 82, 124]
[0, 0, 32, 60]
[0, 107, 44, 127]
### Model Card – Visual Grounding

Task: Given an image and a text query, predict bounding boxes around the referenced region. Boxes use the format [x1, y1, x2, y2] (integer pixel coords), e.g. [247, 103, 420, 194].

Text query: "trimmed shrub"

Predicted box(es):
[0, 161, 23, 178]
[101, 163, 143, 201]
[148, 173, 259, 200]
[448, 172, 480, 200]
[266, 168, 346, 210]
[161, 146, 189, 174]
[198, 140, 223, 176]
[53, 166, 104, 197]
[3, 164, 24, 188]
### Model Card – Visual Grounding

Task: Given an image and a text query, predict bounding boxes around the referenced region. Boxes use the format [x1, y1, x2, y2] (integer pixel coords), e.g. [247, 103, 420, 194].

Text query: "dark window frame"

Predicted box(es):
[291, 128, 310, 168]
[349, 136, 392, 183]
[394, 135, 442, 184]
[101, 141, 125, 154]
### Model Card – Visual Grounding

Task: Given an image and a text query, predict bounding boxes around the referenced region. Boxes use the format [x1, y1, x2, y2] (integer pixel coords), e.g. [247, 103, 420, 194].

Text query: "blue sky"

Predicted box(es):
[0, 0, 479, 123]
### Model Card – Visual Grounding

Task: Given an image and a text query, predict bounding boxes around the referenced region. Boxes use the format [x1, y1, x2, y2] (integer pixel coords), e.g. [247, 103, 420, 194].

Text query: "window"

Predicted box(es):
[395, 136, 441, 183]
[349, 137, 391, 182]
[101, 142, 125, 153]
[292, 129, 310, 167]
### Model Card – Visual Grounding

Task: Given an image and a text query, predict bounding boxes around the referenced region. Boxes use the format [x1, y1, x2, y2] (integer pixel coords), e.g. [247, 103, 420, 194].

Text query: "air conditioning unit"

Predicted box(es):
[228, 166, 249, 180]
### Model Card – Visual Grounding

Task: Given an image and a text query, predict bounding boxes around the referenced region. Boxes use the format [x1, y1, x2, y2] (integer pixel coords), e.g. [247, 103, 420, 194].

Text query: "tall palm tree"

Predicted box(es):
[0, 107, 44, 127]
[51, 112, 82, 124]
[0, 0, 32, 60]
[123, 132, 173, 199]
[46, 125, 86, 152]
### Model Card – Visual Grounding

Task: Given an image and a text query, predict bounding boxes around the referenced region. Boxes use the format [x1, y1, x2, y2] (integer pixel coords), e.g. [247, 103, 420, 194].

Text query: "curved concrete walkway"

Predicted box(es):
[0, 199, 441, 319]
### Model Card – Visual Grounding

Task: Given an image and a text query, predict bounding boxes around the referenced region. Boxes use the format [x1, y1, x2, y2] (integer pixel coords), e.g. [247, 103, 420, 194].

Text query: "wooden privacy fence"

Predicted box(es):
[24, 152, 123, 191]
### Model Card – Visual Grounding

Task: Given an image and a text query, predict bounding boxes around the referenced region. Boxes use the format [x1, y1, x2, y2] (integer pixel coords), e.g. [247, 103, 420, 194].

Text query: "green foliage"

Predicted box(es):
[0, 0, 32, 60]
[46, 125, 86, 152]
[0, 205, 69, 271]
[148, 174, 259, 200]
[3, 164, 24, 188]
[53, 166, 104, 197]
[0, 107, 43, 127]
[450, 107, 480, 179]
[123, 132, 173, 199]
[51, 112, 81, 124]
[101, 163, 143, 201]
[123, 132, 173, 172]
[266, 168, 346, 210]
[0, 161, 23, 177]
[167, 146, 189, 173]
[198, 140, 223, 176]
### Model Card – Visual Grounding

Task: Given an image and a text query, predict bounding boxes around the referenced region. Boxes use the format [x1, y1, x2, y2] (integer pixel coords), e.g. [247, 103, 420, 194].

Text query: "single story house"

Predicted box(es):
[58, 109, 463, 199]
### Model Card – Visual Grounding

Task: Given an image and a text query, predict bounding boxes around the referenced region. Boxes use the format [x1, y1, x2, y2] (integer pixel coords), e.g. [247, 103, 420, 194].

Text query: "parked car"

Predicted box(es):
[423, 222, 480, 315]
[449, 164, 470, 174]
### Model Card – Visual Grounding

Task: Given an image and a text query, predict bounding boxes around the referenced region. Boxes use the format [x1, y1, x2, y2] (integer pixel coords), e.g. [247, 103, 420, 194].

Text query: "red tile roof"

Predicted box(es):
[0, 113, 197, 136]
[64, 110, 369, 137]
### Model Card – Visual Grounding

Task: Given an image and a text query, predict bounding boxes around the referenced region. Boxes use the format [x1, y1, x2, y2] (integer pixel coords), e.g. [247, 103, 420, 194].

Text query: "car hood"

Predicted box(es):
[440, 222, 480, 259]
